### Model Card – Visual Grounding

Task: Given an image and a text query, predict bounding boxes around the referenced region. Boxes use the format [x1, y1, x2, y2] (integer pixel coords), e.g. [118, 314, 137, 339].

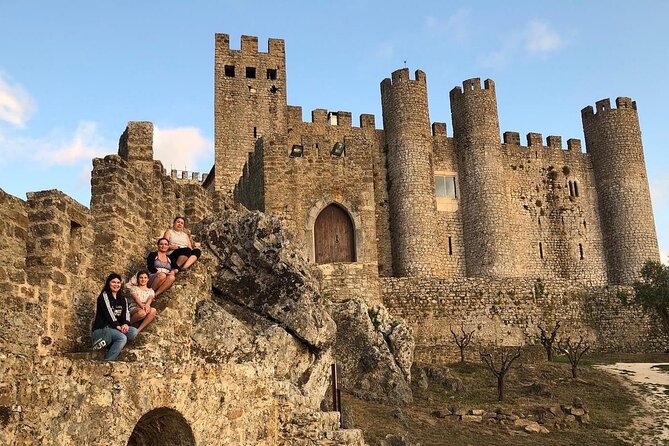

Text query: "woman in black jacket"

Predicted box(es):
[91, 273, 137, 361]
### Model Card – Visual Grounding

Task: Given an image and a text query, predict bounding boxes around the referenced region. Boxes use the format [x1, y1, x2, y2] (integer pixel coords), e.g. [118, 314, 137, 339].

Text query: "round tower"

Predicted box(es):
[381, 68, 442, 277]
[450, 78, 517, 277]
[582, 97, 659, 284]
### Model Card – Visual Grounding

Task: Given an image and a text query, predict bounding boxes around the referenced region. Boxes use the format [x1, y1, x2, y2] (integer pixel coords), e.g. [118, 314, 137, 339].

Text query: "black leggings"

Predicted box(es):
[169, 247, 201, 266]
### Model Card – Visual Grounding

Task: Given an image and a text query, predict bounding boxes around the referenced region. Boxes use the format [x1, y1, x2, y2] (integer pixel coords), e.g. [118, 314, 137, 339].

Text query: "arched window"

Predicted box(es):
[314, 204, 356, 264]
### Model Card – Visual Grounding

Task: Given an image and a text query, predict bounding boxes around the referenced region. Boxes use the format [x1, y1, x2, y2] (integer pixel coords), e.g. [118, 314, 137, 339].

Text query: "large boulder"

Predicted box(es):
[195, 209, 336, 351]
[330, 298, 413, 405]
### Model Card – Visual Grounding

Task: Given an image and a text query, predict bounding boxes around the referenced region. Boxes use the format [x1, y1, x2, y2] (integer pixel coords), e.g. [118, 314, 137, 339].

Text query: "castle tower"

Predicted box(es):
[582, 97, 659, 284]
[381, 68, 442, 277]
[450, 79, 517, 277]
[214, 34, 287, 194]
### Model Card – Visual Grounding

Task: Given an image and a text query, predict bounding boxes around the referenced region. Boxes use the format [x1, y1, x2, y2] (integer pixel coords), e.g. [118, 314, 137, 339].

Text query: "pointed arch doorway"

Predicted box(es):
[314, 203, 356, 264]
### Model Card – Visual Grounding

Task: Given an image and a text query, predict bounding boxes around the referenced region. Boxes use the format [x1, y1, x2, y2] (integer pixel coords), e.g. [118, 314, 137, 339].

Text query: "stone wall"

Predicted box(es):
[318, 262, 382, 305]
[382, 277, 668, 364]
[0, 189, 34, 356]
[235, 112, 383, 266]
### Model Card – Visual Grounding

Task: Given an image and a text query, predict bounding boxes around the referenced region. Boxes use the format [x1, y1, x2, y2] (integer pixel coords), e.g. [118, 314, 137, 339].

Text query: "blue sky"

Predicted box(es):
[1, 1, 668, 260]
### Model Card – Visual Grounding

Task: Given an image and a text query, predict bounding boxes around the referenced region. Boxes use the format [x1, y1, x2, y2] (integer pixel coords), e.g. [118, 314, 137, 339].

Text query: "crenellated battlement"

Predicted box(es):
[432, 122, 447, 137]
[215, 33, 285, 55]
[503, 131, 582, 153]
[286, 105, 376, 130]
[581, 97, 637, 120]
[380, 68, 427, 92]
[449, 78, 495, 100]
[170, 169, 208, 184]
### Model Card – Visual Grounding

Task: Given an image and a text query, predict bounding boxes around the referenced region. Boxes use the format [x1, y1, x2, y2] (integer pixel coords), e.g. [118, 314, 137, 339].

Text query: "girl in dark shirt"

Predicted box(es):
[91, 273, 138, 361]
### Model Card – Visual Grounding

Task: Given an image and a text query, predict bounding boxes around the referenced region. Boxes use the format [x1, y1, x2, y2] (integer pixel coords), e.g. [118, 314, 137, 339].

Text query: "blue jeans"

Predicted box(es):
[92, 326, 138, 361]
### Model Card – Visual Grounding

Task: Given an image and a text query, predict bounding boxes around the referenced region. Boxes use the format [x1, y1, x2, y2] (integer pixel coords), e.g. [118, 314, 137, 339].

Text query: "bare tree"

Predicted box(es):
[450, 325, 475, 363]
[537, 320, 561, 361]
[480, 347, 522, 401]
[557, 336, 590, 379]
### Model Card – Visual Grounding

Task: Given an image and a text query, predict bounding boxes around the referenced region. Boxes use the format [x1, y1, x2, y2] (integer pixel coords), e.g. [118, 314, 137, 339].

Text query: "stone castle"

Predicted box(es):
[0, 33, 665, 445]
[209, 34, 658, 286]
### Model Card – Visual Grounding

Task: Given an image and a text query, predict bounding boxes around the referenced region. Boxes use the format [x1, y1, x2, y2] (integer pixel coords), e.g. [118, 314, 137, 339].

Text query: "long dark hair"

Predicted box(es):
[102, 272, 123, 296]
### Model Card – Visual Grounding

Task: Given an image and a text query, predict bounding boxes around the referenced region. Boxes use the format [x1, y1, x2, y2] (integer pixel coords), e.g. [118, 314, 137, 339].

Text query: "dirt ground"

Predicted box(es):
[596, 363, 669, 446]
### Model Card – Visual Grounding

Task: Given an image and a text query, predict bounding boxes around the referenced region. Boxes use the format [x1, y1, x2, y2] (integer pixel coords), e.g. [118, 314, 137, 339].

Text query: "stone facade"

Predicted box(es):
[0, 32, 665, 445]
[228, 35, 658, 286]
[0, 123, 366, 445]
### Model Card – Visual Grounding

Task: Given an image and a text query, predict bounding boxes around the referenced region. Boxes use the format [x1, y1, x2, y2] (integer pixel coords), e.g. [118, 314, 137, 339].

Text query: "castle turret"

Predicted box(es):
[381, 69, 442, 277]
[214, 34, 288, 194]
[582, 97, 659, 284]
[450, 79, 517, 277]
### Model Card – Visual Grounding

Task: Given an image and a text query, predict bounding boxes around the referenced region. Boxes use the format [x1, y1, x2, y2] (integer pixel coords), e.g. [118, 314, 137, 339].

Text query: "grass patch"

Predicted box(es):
[346, 359, 638, 446]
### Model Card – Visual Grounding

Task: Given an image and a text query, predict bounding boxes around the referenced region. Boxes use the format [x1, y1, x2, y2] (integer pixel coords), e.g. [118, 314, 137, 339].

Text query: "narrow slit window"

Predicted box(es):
[224, 65, 235, 77]
[448, 236, 453, 255]
[573, 181, 579, 197]
[539, 242, 544, 259]
[583, 220, 587, 230]
[568, 181, 574, 196]
[579, 243, 584, 260]
[245, 67, 256, 78]
[267, 69, 277, 80]
[253, 127, 257, 138]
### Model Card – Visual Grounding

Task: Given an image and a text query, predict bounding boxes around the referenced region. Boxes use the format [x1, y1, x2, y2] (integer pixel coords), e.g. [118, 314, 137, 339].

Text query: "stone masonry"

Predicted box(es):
[0, 32, 665, 444]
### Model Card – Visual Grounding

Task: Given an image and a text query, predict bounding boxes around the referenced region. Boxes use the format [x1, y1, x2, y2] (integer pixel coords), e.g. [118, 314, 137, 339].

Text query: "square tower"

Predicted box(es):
[214, 34, 288, 193]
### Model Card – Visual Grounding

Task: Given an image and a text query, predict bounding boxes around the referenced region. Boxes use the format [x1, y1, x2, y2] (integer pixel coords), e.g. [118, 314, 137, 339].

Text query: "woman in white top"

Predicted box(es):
[128, 270, 157, 332]
[164, 216, 201, 272]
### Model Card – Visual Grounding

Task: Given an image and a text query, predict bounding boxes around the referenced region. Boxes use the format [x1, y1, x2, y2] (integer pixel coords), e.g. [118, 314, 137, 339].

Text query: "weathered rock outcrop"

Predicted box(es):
[329, 298, 414, 405]
[196, 209, 336, 351]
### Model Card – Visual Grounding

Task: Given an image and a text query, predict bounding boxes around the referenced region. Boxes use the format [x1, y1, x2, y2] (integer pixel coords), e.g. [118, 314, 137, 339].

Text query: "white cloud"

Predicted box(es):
[375, 42, 395, 59]
[34, 121, 109, 165]
[0, 121, 112, 166]
[425, 9, 470, 43]
[0, 72, 36, 128]
[153, 126, 211, 172]
[524, 19, 566, 54]
[480, 19, 566, 70]
[650, 177, 669, 211]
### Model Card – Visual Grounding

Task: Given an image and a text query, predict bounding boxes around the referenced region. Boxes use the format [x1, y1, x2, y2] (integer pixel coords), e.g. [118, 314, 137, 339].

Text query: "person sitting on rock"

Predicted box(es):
[146, 237, 178, 297]
[164, 216, 201, 272]
[91, 273, 137, 361]
[127, 270, 157, 332]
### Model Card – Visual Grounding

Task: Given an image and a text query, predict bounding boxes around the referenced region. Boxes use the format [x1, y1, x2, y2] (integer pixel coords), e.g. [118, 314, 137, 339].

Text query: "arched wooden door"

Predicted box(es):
[314, 204, 356, 264]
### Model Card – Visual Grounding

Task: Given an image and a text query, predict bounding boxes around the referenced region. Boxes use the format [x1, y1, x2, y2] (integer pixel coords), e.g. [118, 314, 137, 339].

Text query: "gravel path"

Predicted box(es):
[596, 363, 669, 446]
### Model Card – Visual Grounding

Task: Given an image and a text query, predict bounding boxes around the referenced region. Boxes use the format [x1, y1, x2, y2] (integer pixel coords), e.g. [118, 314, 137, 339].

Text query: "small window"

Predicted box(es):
[224, 65, 235, 77]
[245, 67, 256, 78]
[253, 127, 257, 138]
[448, 236, 453, 255]
[579, 243, 584, 260]
[435, 175, 457, 198]
[539, 242, 544, 259]
[568, 180, 580, 197]
[267, 69, 277, 80]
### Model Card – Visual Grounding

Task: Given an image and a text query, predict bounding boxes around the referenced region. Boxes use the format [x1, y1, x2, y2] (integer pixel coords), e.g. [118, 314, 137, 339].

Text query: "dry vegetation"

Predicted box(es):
[344, 354, 667, 446]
